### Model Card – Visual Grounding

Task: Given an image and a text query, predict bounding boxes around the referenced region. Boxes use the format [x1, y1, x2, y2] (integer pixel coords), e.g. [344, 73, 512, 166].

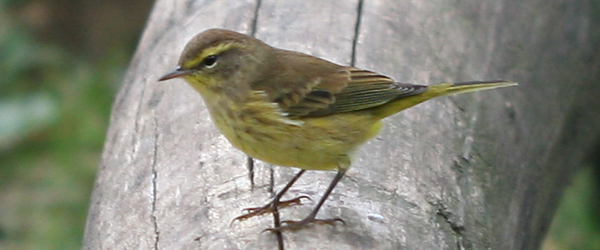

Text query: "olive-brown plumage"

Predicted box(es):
[159, 28, 516, 232]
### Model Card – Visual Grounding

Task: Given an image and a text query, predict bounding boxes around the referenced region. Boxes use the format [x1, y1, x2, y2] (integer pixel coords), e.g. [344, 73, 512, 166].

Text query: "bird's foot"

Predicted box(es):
[232, 195, 311, 222]
[263, 215, 345, 232]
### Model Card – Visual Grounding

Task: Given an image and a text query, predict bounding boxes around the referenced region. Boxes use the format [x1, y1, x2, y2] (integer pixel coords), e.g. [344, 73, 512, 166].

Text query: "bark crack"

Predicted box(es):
[434, 201, 467, 249]
[351, 0, 364, 67]
[250, 0, 262, 37]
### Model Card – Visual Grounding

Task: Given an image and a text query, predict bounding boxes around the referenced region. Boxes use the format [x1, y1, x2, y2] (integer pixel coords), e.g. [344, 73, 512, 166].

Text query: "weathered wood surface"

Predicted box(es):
[83, 0, 600, 249]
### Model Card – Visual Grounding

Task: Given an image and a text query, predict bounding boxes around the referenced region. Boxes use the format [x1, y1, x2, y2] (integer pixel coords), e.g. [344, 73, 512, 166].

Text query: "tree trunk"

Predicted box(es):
[83, 0, 600, 249]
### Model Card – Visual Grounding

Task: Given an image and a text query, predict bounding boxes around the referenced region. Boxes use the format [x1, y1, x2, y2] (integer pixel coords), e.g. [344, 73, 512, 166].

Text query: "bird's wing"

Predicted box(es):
[279, 68, 428, 117]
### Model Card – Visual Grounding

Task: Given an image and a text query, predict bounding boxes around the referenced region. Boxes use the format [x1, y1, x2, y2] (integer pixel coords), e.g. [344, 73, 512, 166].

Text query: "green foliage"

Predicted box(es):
[542, 167, 600, 250]
[0, 5, 123, 249]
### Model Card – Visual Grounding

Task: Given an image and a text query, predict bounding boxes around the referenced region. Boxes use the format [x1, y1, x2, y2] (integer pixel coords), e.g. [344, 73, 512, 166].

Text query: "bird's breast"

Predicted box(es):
[202, 90, 382, 171]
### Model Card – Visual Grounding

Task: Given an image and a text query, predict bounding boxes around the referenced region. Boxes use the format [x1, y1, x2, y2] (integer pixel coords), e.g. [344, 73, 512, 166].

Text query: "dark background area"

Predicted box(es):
[0, 0, 597, 249]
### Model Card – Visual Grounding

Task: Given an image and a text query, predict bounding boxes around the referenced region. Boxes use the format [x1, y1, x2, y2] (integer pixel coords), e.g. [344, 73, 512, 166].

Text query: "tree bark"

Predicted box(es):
[83, 0, 600, 249]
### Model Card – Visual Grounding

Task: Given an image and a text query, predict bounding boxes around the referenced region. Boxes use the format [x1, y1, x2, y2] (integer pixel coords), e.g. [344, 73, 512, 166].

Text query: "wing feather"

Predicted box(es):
[272, 67, 427, 118]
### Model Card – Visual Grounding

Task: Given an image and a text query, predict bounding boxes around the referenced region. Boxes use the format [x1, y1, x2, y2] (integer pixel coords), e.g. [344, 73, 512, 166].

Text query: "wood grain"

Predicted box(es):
[83, 0, 600, 249]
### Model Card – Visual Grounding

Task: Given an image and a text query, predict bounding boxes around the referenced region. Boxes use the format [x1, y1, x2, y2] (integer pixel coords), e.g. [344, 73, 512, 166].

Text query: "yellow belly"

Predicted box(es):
[208, 101, 382, 171]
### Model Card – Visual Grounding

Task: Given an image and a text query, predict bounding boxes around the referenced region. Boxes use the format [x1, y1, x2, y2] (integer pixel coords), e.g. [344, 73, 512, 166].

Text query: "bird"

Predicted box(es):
[159, 28, 517, 231]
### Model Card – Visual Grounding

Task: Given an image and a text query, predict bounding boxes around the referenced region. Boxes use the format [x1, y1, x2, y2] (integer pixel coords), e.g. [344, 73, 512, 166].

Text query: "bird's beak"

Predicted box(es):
[158, 66, 195, 81]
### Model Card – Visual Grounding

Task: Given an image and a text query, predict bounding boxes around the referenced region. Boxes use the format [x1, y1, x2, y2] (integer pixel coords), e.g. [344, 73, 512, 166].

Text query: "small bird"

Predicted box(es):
[159, 28, 516, 231]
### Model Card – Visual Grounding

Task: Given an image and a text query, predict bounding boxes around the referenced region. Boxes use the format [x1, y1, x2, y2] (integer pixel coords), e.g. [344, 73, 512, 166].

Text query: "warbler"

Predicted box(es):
[159, 28, 516, 231]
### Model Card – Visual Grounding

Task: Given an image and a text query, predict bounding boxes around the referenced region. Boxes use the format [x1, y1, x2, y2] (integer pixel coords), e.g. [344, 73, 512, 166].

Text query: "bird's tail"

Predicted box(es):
[373, 80, 517, 119]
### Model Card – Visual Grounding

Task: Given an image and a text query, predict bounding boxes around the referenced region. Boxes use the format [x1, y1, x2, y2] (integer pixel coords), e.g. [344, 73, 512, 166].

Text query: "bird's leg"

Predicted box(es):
[266, 169, 346, 232]
[271, 196, 285, 250]
[233, 169, 310, 222]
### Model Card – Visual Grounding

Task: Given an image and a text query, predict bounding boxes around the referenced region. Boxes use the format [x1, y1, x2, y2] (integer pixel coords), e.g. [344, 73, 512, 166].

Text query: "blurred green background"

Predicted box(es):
[0, 0, 150, 249]
[0, 0, 598, 249]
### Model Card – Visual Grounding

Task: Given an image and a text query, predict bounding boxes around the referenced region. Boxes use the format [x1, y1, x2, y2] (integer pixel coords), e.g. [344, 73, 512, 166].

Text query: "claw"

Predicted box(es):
[282, 218, 345, 226]
[263, 216, 345, 233]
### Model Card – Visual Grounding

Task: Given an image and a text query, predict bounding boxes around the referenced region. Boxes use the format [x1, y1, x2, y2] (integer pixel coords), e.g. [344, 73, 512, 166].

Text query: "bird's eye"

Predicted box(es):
[203, 55, 218, 68]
